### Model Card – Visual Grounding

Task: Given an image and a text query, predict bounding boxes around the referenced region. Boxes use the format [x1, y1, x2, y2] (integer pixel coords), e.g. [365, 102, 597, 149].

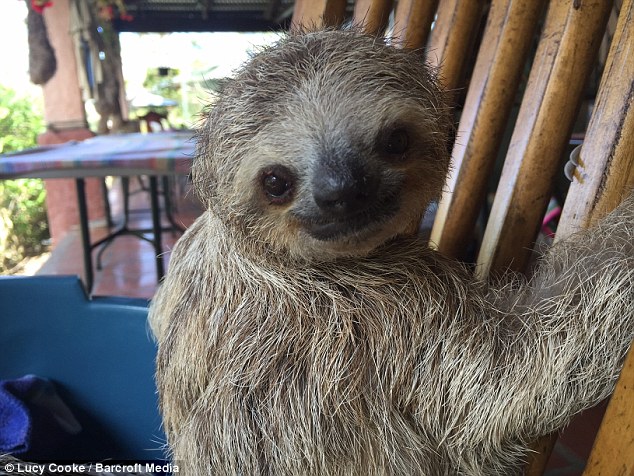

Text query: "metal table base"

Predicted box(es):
[75, 176, 173, 294]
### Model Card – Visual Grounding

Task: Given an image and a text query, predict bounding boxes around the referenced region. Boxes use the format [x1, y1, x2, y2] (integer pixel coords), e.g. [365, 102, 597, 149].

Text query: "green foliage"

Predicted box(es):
[0, 85, 49, 272]
[136, 65, 222, 129]
[0, 179, 49, 271]
[0, 85, 45, 154]
[143, 66, 181, 103]
[133, 67, 185, 126]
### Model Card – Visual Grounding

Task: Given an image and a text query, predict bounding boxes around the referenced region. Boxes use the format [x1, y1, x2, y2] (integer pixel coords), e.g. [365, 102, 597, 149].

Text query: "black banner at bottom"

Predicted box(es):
[1, 461, 178, 476]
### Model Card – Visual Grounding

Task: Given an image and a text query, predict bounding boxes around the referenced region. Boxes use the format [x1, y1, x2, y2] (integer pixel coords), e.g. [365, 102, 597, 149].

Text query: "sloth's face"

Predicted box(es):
[194, 30, 453, 261]
[230, 99, 450, 261]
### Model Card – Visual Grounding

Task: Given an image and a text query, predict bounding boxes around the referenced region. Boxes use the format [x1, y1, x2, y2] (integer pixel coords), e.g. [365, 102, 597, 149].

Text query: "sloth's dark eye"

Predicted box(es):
[384, 128, 409, 156]
[264, 174, 289, 196]
[261, 166, 294, 204]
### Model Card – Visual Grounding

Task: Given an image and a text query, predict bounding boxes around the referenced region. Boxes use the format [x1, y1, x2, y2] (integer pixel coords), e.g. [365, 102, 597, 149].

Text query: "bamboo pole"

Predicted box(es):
[476, 0, 612, 277]
[291, 0, 347, 30]
[561, 0, 634, 471]
[392, 0, 439, 49]
[430, 0, 546, 258]
[556, 11, 634, 238]
[426, 0, 487, 92]
[352, 0, 394, 35]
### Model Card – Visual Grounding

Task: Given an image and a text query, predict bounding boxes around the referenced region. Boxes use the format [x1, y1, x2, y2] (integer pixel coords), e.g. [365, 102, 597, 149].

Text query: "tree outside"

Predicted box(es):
[0, 84, 49, 273]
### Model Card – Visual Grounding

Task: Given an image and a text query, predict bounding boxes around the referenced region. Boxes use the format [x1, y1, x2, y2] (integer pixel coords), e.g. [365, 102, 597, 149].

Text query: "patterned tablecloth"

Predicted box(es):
[0, 131, 195, 179]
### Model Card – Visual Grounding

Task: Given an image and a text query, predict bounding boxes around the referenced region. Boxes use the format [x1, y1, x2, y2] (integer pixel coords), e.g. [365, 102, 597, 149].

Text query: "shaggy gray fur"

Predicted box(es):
[149, 30, 634, 475]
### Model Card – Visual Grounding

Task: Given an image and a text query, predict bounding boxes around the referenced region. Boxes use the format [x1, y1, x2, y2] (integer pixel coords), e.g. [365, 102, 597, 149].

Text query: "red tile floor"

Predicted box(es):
[35, 177, 605, 474]
[37, 176, 202, 298]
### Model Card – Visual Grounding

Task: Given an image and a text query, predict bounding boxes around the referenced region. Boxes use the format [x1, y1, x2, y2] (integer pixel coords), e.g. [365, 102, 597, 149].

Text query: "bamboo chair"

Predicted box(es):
[291, 0, 634, 474]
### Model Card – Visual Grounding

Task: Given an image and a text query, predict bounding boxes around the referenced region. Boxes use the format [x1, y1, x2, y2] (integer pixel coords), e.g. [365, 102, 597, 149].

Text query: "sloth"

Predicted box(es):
[149, 29, 634, 475]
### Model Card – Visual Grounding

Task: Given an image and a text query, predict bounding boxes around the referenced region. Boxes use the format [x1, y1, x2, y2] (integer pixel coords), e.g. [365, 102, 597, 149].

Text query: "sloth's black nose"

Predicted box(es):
[312, 160, 379, 217]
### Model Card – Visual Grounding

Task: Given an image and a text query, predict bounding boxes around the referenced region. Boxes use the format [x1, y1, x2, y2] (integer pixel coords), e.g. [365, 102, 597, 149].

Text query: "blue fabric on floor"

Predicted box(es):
[0, 377, 30, 453]
[0, 375, 80, 456]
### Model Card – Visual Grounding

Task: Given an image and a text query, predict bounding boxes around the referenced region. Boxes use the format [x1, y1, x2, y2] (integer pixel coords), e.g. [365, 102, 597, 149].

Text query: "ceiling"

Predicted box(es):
[113, 0, 297, 32]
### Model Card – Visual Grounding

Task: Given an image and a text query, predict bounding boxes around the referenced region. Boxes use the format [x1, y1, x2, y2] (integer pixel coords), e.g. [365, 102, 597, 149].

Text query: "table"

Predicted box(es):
[0, 131, 195, 293]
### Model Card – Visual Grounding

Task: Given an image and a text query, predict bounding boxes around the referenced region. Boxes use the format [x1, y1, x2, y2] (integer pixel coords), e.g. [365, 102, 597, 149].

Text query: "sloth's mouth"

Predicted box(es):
[304, 217, 377, 241]
[297, 196, 400, 241]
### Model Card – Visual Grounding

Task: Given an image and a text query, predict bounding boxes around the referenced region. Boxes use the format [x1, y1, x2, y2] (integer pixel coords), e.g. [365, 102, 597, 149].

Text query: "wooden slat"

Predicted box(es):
[426, 0, 487, 92]
[556, 10, 634, 238]
[476, 0, 612, 278]
[560, 1, 634, 472]
[584, 352, 634, 475]
[485, 2, 620, 476]
[524, 433, 559, 476]
[429, 0, 546, 258]
[353, 0, 394, 35]
[290, 0, 347, 30]
[392, 0, 439, 49]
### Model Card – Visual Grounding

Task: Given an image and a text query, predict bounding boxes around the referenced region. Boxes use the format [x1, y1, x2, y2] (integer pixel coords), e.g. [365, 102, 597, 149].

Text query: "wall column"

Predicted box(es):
[37, 0, 106, 246]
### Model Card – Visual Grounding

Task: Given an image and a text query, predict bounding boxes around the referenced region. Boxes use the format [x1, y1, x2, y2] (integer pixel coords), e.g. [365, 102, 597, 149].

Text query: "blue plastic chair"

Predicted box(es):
[0, 275, 165, 460]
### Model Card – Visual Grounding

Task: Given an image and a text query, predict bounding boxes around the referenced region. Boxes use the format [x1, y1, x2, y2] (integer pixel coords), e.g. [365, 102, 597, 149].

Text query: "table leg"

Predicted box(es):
[75, 178, 94, 294]
[101, 178, 113, 228]
[149, 177, 165, 280]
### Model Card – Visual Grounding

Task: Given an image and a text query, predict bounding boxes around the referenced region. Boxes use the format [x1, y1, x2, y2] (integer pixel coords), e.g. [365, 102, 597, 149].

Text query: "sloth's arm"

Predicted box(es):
[441, 193, 634, 457]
